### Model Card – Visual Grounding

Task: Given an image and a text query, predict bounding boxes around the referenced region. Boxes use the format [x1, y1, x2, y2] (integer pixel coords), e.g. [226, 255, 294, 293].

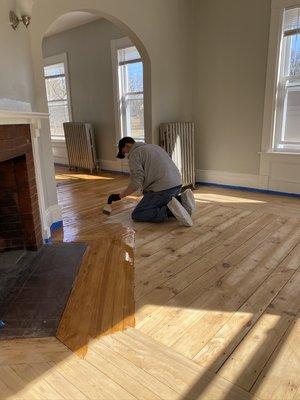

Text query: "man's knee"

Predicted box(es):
[131, 207, 142, 221]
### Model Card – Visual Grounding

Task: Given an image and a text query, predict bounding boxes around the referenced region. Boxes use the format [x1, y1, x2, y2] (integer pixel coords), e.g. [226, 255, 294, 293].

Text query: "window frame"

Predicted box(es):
[262, 0, 300, 155]
[111, 37, 145, 143]
[43, 53, 72, 142]
[274, 7, 300, 151]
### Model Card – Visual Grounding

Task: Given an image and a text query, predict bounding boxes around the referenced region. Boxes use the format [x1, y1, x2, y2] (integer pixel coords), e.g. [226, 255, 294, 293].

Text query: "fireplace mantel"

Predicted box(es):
[0, 110, 49, 142]
[0, 110, 61, 240]
[0, 110, 49, 124]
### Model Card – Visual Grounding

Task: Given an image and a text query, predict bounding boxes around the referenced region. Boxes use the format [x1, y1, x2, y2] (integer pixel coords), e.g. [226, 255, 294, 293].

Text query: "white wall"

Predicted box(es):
[192, 0, 299, 194]
[30, 0, 194, 139]
[192, 0, 271, 177]
[0, 1, 61, 232]
[0, 0, 35, 111]
[42, 18, 125, 164]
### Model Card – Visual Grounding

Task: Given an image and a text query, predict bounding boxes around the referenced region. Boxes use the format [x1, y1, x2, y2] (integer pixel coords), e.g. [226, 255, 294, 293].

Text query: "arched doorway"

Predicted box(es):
[41, 10, 151, 170]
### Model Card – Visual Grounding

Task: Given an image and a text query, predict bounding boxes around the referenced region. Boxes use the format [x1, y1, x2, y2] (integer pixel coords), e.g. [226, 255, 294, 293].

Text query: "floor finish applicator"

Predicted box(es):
[102, 202, 112, 215]
[102, 194, 121, 215]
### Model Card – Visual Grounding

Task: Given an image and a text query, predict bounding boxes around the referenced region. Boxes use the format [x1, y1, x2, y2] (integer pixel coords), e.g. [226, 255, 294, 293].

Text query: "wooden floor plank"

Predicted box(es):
[85, 345, 162, 400]
[136, 212, 276, 308]
[56, 230, 135, 356]
[193, 242, 300, 369]
[134, 203, 216, 248]
[135, 206, 239, 259]
[293, 385, 300, 400]
[135, 208, 245, 272]
[9, 363, 65, 399]
[91, 338, 178, 400]
[135, 213, 280, 324]
[170, 226, 300, 358]
[218, 267, 300, 391]
[194, 187, 300, 219]
[121, 329, 256, 400]
[53, 355, 137, 400]
[139, 222, 298, 352]
[30, 362, 88, 400]
[136, 216, 294, 336]
[250, 311, 300, 400]
[134, 208, 253, 299]
[0, 337, 69, 366]
[0, 366, 41, 400]
[0, 380, 13, 400]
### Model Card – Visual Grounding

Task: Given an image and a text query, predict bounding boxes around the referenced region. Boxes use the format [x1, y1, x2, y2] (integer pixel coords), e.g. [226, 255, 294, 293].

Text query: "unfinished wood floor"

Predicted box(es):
[0, 166, 299, 400]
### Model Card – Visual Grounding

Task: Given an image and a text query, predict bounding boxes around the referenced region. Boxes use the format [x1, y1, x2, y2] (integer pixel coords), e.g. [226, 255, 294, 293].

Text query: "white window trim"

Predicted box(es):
[111, 37, 144, 144]
[44, 53, 73, 142]
[261, 0, 300, 155]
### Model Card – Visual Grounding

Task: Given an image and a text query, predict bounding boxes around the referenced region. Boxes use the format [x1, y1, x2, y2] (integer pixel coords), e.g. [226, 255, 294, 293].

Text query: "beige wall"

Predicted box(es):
[0, 0, 35, 111]
[192, 0, 271, 176]
[42, 19, 125, 162]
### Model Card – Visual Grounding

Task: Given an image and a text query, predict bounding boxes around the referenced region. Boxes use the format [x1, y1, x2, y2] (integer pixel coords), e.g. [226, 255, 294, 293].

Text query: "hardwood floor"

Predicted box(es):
[1, 165, 299, 400]
[57, 234, 135, 357]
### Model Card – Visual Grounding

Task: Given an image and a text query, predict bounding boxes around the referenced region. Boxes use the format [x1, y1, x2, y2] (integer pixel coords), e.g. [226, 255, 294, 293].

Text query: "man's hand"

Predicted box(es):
[119, 185, 136, 199]
[107, 194, 121, 204]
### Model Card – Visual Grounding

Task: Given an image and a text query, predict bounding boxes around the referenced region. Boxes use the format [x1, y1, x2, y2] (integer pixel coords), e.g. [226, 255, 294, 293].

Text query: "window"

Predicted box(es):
[44, 55, 72, 140]
[111, 38, 145, 141]
[274, 7, 300, 152]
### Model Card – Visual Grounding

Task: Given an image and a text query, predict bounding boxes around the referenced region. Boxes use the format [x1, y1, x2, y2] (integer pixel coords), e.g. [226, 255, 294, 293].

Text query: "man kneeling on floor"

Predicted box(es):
[107, 137, 196, 227]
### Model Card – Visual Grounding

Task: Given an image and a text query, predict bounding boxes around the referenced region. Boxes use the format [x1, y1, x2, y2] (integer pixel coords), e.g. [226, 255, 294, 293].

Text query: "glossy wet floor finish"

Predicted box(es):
[1, 166, 299, 400]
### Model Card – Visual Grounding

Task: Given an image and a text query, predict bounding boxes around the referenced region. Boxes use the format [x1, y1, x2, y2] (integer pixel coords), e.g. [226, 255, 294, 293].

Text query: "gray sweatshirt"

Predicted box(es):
[127, 142, 182, 192]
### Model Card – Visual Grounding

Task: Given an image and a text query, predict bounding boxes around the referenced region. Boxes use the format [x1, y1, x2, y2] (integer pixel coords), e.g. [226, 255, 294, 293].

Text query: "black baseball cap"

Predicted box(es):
[116, 137, 135, 159]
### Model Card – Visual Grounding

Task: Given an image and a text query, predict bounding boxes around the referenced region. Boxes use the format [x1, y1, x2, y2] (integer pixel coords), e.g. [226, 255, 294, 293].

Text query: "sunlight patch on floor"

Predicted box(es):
[194, 193, 266, 204]
[55, 172, 115, 181]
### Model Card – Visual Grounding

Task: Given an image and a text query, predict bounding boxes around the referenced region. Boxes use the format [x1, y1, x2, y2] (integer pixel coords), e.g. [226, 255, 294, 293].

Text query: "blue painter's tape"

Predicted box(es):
[197, 182, 300, 198]
[50, 220, 63, 231]
[44, 221, 63, 244]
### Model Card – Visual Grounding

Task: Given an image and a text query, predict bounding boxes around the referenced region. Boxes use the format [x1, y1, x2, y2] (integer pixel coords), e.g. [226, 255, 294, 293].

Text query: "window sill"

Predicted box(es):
[259, 150, 300, 156]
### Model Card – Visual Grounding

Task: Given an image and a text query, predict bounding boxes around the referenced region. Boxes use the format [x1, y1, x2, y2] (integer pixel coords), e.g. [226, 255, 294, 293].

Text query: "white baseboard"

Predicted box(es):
[44, 204, 62, 238]
[52, 141, 68, 165]
[100, 159, 130, 173]
[196, 169, 265, 189]
[196, 169, 300, 195]
[53, 156, 68, 165]
[259, 153, 300, 195]
[85, 161, 300, 195]
[268, 179, 300, 195]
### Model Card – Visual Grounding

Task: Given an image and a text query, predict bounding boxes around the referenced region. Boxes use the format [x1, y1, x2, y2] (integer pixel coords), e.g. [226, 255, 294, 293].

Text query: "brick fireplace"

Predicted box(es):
[0, 124, 42, 251]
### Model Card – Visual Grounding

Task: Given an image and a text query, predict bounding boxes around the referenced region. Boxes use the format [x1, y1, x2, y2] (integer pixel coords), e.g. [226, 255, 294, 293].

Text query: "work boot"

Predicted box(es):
[167, 197, 193, 227]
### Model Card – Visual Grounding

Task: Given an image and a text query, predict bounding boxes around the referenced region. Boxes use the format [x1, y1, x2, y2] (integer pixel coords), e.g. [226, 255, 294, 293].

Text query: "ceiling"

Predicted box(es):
[44, 11, 102, 37]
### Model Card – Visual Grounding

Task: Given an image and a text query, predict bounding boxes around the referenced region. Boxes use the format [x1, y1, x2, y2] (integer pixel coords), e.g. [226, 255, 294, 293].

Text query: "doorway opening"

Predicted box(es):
[42, 11, 151, 169]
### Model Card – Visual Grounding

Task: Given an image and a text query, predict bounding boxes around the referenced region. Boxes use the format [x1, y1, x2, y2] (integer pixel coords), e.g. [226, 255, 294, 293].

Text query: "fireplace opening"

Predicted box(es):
[0, 154, 38, 252]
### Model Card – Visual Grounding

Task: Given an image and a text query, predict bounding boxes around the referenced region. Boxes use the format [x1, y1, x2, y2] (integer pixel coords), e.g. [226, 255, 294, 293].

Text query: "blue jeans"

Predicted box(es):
[132, 186, 181, 223]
